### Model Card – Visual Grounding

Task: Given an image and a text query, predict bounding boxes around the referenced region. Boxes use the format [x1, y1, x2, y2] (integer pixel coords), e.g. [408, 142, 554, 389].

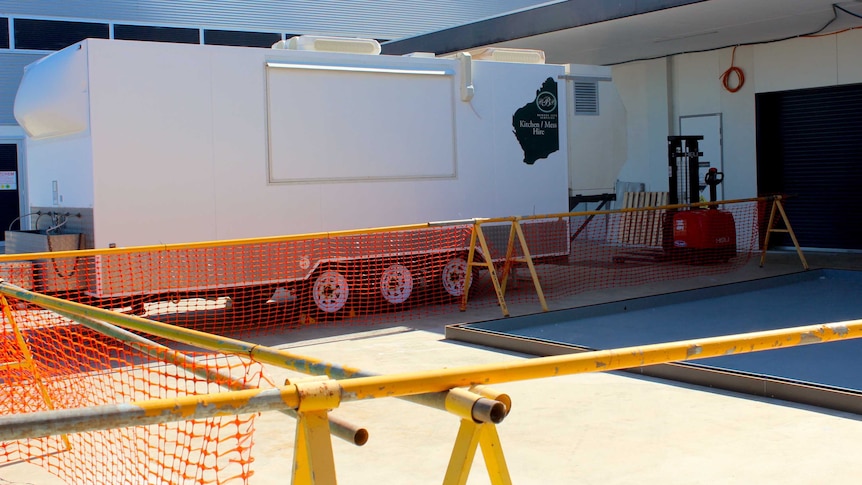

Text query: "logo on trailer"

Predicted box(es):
[511, 77, 560, 165]
[536, 91, 557, 113]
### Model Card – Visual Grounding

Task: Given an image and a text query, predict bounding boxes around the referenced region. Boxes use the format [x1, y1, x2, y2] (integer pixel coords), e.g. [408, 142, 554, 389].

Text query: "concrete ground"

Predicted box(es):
[2, 250, 862, 484]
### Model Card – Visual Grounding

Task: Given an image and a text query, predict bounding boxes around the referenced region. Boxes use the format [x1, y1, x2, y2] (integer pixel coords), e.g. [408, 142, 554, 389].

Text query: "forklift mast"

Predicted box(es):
[667, 135, 703, 205]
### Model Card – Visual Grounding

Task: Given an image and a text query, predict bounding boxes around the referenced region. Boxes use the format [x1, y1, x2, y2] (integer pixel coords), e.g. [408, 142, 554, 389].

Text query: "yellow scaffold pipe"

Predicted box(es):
[1, 317, 860, 441]
[0, 280, 505, 424]
[0, 198, 766, 264]
[52, 308, 369, 446]
[338, 319, 862, 400]
[0, 384, 306, 441]
[470, 195, 771, 225]
[0, 220, 469, 263]
[0, 279, 366, 376]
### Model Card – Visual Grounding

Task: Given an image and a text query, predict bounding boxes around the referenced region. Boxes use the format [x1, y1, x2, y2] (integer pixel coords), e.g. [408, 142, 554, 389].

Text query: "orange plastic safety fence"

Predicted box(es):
[469, 200, 763, 307]
[0, 201, 767, 336]
[0, 200, 767, 482]
[0, 300, 265, 485]
[1, 225, 476, 336]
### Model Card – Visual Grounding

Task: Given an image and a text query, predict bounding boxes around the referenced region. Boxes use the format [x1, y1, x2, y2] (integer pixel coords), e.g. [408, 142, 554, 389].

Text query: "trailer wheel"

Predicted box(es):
[312, 270, 350, 313]
[380, 263, 413, 305]
[441, 257, 471, 297]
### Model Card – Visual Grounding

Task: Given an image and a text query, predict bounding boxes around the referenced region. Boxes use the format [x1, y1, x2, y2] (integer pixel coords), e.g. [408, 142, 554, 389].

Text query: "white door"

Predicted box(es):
[679, 114, 723, 201]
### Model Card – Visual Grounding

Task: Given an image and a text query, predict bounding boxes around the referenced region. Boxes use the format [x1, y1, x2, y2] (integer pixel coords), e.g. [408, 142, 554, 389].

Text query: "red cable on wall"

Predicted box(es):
[721, 45, 745, 93]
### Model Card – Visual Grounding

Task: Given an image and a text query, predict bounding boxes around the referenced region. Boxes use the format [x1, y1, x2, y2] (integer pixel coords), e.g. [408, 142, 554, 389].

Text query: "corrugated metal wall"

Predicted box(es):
[0, 53, 43, 124]
[0, 1, 544, 126]
[756, 83, 862, 250]
[0, 0, 544, 39]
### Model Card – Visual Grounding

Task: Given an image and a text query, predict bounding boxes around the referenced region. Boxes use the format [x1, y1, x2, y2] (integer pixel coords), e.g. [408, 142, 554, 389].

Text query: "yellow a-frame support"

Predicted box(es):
[0, 294, 71, 450]
[289, 379, 513, 485]
[443, 419, 511, 485]
[461, 218, 548, 317]
[760, 196, 809, 270]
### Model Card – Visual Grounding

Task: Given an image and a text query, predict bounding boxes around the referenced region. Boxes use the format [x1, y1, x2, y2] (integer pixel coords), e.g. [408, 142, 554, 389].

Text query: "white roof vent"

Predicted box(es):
[461, 47, 545, 64]
[272, 35, 381, 55]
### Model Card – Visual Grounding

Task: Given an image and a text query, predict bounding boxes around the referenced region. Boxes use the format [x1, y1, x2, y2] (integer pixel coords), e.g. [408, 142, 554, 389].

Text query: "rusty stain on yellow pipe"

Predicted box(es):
[2, 319, 861, 441]
[3, 278, 862, 442]
[135, 386, 303, 418]
[336, 320, 862, 402]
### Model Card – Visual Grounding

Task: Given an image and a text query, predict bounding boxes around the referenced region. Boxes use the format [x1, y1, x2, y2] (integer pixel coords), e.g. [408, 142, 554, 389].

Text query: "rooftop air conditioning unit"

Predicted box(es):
[460, 47, 546, 64]
[272, 35, 381, 55]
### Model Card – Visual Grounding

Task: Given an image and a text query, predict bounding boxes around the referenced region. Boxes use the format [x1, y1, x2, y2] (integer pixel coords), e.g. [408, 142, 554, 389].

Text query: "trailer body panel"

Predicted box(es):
[13, 39, 587, 301]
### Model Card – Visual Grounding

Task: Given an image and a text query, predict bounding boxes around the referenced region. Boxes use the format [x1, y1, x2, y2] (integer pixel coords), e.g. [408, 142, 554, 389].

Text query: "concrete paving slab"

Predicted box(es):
[244, 326, 862, 485]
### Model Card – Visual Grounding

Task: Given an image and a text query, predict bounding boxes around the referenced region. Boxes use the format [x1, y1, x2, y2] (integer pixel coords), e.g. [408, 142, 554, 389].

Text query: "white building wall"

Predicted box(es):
[613, 58, 672, 196]
[612, 29, 862, 201]
[717, 46, 758, 200]
[837, 30, 862, 83]
[567, 79, 627, 198]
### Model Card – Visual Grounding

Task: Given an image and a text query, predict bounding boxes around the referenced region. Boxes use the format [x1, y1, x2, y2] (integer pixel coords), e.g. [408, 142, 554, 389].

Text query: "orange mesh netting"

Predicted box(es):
[0, 298, 265, 485]
[469, 199, 764, 306]
[0, 200, 766, 336]
[0, 199, 770, 483]
[1, 225, 476, 336]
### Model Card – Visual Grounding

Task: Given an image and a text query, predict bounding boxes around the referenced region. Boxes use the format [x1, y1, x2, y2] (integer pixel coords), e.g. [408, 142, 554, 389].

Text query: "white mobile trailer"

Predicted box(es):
[15, 38, 575, 247]
[10, 38, 600, 309]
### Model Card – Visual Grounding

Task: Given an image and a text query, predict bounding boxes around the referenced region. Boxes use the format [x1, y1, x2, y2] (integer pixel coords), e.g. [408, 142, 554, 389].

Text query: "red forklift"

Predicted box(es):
[613, 136, 737, 264]
[666, 135, 736, 263]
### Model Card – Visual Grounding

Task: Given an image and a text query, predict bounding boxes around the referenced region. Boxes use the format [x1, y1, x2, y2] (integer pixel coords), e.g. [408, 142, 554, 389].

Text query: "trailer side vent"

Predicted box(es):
[273, 35, 381, 55]
[574, 81, 599, 115]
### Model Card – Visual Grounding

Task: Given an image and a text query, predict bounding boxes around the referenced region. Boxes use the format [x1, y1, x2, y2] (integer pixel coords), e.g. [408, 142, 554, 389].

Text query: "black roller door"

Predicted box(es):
[756, 83, 862, 250]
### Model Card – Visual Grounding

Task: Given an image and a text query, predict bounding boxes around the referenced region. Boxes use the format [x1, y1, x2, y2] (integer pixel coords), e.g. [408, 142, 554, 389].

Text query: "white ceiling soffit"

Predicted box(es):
[383, 0, 862, 66]
[495, 0, 862, 65]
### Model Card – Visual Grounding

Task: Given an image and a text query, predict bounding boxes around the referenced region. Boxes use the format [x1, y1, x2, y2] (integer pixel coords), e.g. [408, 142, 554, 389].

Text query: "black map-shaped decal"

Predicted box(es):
[512, 77, 559, 165]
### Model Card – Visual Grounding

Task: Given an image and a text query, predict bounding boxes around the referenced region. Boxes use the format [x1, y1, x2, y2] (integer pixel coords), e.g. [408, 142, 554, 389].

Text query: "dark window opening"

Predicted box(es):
[15, 18, 109, 51]
[0, 18, 9, 49]
[204, 29, 282, 48]
[114, 24, 199, 44]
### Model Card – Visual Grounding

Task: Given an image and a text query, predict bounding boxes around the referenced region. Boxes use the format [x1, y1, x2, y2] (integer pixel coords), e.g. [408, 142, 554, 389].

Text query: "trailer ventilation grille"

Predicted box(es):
[574, 81, 599, 115]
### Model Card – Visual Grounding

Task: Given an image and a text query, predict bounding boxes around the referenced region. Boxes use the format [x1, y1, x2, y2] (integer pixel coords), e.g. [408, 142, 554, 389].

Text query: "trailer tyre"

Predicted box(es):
[312, 270, 350, 313]
[380, 263, 413, 305]
[441, 257, 471, 297]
